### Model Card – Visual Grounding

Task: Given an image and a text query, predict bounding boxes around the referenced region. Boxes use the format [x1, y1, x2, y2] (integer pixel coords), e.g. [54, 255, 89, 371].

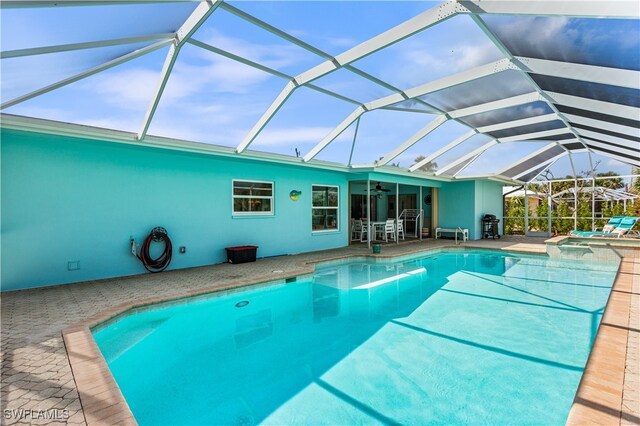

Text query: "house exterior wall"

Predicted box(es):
[1, 130, 349, 290]
[475, 180, 505, 238]
[438, 180, 504, 240]
[438, 181, 478, 238]
[1, 129, 494, 291]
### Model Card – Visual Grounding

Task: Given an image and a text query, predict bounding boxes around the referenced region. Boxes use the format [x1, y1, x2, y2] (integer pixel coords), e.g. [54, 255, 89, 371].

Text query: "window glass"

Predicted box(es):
[232, 180, 274, 215]
[312, 185, 339, 231]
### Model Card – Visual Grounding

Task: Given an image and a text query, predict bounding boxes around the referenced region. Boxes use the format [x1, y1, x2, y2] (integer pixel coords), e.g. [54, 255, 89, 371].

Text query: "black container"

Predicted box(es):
[225, 246, 258, 264]
[481, 214, 501, 239]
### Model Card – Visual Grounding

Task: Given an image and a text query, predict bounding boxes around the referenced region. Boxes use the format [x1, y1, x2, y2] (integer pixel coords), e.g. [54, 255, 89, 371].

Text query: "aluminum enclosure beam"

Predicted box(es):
[470, 15, 591, 152]
[497, 142, 559, 176]
[588, 148, 640, 168]
[435, 140, 498, 176]
[1, 1, 203, 7]
[581, 140, 639, 159]
[303, 59, 514, 161]
[376, 115, 448, 166]
[1, 33, 175, 59]
[0, 39, 172, 110]
[239, 2, 479, 154]
[515, 57, 640, 89]
[448, 92, 541, 119]
[497, 127, 570, 143]
[458, 1, 639, 19]
[577, 129, 640, 150]
[137, 0, 222, 140]
[545, 92, 640, 121]
[564, 114, 640, 139]
[187, 39, 360, 105]
[369, 58, 516, 110]
[409, 130, 476, 172]
[512, 153, 566, 181]
[303, 106, 366, 162]
[477, 113, 558, 133]
[295, 1, 465, 86]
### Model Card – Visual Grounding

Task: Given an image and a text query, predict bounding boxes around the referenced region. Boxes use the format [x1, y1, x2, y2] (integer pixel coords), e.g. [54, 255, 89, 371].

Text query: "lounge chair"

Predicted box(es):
[570, 216, 638, 238]
[613, 216, 639, 238]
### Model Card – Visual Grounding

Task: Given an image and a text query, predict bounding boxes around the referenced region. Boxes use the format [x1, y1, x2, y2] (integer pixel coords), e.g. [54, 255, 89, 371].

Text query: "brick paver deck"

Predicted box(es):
[1, 237, 638, 425]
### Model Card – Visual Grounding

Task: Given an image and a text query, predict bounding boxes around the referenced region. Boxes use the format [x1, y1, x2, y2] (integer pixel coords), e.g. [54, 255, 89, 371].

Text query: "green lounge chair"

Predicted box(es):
[570, 216, 624, 237]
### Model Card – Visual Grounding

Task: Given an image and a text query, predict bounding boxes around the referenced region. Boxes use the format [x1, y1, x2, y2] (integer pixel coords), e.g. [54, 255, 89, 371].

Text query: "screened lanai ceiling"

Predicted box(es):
[1, 0, 639, 183]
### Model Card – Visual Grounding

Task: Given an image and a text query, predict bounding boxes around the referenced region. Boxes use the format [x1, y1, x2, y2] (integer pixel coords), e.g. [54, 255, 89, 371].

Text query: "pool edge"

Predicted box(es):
[566, 254, 639, 426]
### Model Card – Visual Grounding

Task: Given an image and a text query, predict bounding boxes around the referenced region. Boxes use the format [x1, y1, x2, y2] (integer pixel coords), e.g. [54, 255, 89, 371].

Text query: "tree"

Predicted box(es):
[631, 168, 640, 193]
[504, 196, 525, 235]
[412, 156, 438, 172]
[594, 171, 624, 189]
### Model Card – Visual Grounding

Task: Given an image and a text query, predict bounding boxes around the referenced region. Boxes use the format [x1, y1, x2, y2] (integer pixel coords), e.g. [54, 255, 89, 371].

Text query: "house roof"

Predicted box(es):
[1, 1, 638, 183]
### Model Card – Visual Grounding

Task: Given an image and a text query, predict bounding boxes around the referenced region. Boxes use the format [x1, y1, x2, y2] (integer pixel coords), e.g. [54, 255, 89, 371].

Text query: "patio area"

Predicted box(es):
[1, 236, 638, 425]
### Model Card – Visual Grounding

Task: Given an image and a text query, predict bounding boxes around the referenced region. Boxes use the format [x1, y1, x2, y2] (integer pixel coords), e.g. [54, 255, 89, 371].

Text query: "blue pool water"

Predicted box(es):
[93, 250, 619, 425]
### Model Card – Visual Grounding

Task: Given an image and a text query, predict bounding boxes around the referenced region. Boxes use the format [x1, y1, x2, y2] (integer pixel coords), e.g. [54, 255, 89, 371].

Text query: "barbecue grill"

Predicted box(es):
[482, 214, 500, 239]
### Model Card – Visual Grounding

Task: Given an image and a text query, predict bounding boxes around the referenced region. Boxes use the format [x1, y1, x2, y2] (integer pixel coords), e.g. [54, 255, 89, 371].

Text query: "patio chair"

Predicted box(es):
[570, 216, 623, 237]
[384, 219, 396, 242]
[611, 216, 639, 238]
[360, 221, 370, 242]
[570, 216, 637, 238]
[396, 219, 405, 240]
[351, 219, 363, 241]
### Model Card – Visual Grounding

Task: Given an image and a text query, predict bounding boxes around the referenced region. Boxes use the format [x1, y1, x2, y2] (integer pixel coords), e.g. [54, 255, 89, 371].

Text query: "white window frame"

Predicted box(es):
[312, 184, 340, 233]
[232, 179, 274, 216]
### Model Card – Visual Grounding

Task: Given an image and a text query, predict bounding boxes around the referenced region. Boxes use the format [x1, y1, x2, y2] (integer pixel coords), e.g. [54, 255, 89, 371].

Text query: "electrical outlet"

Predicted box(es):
[67, 261, 80, 271]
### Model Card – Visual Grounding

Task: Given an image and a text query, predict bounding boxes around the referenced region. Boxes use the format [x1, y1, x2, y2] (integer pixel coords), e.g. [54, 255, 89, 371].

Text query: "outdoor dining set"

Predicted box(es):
[351, 219, 405, 242]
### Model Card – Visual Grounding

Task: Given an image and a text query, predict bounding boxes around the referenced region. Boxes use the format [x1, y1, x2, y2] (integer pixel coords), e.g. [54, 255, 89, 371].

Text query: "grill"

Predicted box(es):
[481, 214, 501, 239]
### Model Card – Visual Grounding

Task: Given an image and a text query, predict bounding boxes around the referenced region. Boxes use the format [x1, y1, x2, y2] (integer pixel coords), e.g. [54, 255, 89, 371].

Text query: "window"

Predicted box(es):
[312, 185, 339, 232]
[232, 180, 274, 216]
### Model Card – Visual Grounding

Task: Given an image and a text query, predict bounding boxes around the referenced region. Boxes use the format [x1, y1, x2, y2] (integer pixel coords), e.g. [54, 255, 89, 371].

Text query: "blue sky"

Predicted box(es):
[1, 2, 637, 179]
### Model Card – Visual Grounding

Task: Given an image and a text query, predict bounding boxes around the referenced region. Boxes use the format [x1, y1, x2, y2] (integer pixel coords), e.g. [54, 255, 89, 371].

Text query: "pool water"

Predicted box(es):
[93, 250, 619, 425]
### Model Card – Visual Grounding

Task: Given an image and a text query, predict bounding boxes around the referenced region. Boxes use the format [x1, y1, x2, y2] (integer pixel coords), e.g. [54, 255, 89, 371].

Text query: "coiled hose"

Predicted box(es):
[138, 227, 172, 273]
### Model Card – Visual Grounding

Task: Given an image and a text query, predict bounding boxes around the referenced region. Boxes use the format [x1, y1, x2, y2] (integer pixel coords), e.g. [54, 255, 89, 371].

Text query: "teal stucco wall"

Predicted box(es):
[438, 180, 504, 240]
[474, 180, 505, 238]
[1, 130, 349, 290]
[438, 181, 478, 237]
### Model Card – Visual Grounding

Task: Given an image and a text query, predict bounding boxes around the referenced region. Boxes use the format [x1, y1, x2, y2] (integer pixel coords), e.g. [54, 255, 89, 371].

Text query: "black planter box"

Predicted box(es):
[225, 246, 258, 264]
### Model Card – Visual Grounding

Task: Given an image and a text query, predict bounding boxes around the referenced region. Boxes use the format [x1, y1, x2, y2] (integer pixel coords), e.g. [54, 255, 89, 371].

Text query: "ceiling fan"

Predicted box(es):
[371, 182, 391, 194]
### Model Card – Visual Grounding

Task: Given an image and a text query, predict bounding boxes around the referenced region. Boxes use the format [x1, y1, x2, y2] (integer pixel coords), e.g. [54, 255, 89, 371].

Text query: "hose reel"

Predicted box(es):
[132, 227, 173, 273]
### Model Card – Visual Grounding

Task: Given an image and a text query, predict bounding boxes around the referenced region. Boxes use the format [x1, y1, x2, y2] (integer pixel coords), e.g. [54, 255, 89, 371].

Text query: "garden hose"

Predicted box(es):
[137, 227, 173, 273]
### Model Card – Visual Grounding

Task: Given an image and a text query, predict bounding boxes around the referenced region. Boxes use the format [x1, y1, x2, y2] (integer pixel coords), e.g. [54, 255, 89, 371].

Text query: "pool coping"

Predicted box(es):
[566, 253, 638, 425]
[61, 242, 632, 425]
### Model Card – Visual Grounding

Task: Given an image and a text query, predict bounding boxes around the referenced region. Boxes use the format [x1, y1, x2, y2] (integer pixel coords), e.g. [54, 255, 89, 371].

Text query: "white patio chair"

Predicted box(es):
[351, 219, 363, 241]
[396, 219, 405, 240]
[385, 219, 396, 242]
[360, 221, 370, 242]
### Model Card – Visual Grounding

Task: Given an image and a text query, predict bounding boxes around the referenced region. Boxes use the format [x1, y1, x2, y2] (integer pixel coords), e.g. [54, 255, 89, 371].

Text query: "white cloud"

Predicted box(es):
[326, 37, 357, 49]
[493, 17, 576, 61]
[199, 30, 312, 72]
[88, 68, 159, 109]
[390, 38, 503, 89]
[453, 43, 503, 71]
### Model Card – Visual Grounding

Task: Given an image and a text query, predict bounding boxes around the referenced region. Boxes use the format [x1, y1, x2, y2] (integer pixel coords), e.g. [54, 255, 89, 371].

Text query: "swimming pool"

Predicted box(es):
[93, 250, 619, 425]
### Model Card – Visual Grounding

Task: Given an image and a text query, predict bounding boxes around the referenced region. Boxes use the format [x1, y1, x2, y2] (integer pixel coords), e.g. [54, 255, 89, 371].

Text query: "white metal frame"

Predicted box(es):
[138, 0, 223, 140]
